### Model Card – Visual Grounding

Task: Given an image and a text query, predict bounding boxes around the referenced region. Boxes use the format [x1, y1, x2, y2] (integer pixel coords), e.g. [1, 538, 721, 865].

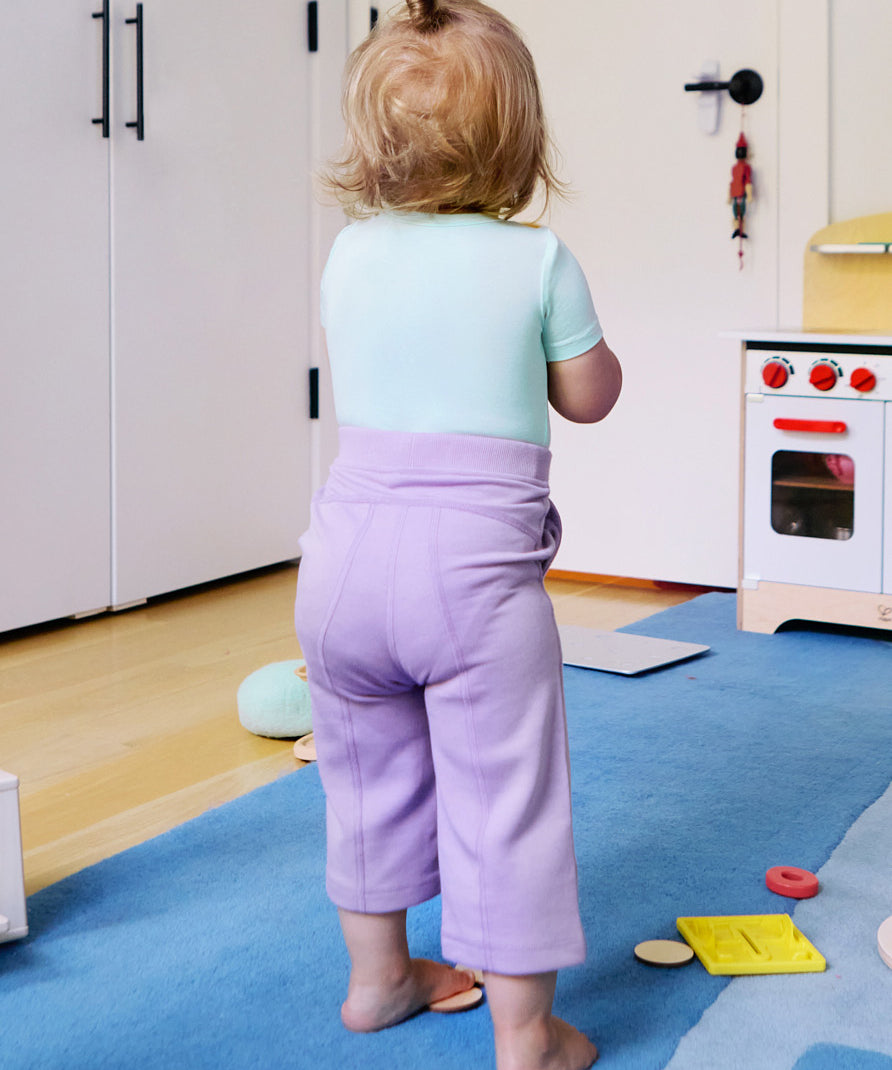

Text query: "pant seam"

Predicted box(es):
[386, 505, 410, 676]
[429, 506, 493, 968]
[316, 503, 375, 912]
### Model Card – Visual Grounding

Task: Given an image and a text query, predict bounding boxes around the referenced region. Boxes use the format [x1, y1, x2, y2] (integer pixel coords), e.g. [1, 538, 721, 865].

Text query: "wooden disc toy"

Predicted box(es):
[293, 732, 317, 762]
[878, 916, 892, 971]
[765, 866, 819, 899]
[428, 986, 484, 1013]
[634, 939, 695, 967]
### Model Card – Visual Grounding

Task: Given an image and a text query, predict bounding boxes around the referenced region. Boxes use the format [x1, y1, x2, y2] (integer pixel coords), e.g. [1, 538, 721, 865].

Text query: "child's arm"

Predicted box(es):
[546, 338, 622, 423]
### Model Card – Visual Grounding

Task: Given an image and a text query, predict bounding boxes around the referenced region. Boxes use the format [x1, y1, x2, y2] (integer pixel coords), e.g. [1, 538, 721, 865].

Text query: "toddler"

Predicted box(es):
[294, 3, 622, 1067]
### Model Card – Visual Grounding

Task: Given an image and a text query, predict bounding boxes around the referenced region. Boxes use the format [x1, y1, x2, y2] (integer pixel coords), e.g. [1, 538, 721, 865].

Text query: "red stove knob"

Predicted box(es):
[809, 362, 838, 391]
[850, 367, 877, 393]
[762, 361, 789, 388]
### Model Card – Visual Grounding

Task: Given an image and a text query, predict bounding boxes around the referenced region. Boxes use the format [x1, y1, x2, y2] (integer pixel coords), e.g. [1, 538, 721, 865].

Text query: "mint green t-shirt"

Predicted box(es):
[320, 212, 603, 447]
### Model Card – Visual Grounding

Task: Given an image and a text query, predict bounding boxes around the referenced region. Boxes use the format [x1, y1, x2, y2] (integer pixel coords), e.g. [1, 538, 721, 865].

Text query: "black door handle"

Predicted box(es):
[125, 4, 145, 140]
[684, 68, 763, 107]
[91, 0, 110, 138]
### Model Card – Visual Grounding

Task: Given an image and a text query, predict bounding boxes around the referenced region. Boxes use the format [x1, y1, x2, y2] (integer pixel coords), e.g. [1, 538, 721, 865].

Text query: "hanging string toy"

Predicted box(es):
[729, 121, 753, 269]
[684, 69, 763, 268]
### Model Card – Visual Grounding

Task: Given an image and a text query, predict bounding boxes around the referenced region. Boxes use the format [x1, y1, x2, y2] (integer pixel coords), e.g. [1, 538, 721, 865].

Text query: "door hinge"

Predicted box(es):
[309, 367, 319, 419]
[308, 1, 318, 52]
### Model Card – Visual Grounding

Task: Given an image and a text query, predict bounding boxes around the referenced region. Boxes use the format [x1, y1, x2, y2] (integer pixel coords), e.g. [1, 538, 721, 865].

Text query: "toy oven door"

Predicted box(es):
[742, 393, 885, 593]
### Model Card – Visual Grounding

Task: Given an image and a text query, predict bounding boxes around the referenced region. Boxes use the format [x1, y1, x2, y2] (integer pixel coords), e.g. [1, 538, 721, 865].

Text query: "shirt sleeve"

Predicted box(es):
[540, 231, 603, 362]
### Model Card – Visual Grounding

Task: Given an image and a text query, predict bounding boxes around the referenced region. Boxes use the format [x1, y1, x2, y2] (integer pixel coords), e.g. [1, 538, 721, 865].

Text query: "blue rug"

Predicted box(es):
[3, 593, 892, 1069]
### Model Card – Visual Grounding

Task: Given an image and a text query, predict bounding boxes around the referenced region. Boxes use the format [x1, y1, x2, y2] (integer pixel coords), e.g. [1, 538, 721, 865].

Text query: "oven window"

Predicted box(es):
[771, 451, 854, 540]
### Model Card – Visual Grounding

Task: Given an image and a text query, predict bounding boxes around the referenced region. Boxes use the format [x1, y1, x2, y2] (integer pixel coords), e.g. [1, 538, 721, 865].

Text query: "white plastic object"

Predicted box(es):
[0, 770, 28, 943]
[879, 916, 892, 970]
[559, 625, 708, 675]
[811, 243, 890, 255]
[695, 61, 722, 135]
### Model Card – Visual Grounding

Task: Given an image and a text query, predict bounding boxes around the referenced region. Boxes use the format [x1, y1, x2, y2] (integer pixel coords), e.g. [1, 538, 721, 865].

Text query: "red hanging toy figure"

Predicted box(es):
[729, 130, 753, 268]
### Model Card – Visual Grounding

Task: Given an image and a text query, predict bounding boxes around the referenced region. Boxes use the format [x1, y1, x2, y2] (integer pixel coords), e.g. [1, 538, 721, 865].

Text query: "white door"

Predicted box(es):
[0, 2, 111, 631]
[493, 0, 780, 586]
[110, 0, 312, 605]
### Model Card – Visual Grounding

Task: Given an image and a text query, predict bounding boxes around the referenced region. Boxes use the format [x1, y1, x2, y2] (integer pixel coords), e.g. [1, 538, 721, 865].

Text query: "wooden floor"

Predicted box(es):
[1, 564, 707, 896]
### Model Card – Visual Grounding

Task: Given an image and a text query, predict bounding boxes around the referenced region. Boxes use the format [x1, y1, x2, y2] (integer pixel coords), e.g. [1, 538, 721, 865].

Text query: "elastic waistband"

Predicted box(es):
[336, 427, 551, 483]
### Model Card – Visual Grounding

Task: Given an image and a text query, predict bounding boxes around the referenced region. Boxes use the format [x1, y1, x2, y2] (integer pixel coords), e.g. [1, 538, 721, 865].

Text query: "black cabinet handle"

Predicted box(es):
[309, 368, 319, 419]
[308, 2, 318, 52]
[91, 0, 110, 138]
[125, 4, 145, 140]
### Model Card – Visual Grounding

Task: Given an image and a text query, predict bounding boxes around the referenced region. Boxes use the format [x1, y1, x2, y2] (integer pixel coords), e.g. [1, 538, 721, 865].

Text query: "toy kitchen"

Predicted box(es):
[735, 211, 892, 634]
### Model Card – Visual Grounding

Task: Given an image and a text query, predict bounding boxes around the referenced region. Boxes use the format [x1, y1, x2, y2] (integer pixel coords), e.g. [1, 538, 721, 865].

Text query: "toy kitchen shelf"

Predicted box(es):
[811, 244, 892, 254]
[730, 330, 892, 634]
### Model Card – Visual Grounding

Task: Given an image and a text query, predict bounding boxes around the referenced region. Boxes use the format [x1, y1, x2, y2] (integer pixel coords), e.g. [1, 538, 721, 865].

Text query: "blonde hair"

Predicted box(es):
[322, 0, 565, 219]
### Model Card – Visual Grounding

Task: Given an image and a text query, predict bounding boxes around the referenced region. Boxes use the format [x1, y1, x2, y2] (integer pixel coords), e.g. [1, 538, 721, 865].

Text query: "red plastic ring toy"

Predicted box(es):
[766, 866, 819, 899]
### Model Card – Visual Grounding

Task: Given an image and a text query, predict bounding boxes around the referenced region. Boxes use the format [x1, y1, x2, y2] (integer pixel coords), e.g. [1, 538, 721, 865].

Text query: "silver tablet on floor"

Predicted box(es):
[558, 625, 709, 676]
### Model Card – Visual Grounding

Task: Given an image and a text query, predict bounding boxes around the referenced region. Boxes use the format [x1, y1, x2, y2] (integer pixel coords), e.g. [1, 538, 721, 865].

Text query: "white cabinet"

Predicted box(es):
[2, 0, 322, 631]
[1, 3, 112, 632]
[110, 0, 313, 605]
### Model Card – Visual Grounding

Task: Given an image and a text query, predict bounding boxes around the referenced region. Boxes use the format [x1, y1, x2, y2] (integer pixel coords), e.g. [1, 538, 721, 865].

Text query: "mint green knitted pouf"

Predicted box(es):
[237, 660, 312, 739]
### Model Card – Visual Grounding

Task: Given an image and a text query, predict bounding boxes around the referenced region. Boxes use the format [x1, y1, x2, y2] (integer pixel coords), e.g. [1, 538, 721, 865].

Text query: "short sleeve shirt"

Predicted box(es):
[321, 212, 602, 447]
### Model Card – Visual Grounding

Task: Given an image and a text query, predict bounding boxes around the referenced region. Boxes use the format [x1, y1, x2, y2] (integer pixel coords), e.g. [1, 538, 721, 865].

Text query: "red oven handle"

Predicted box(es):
[773, 418, 848, 434]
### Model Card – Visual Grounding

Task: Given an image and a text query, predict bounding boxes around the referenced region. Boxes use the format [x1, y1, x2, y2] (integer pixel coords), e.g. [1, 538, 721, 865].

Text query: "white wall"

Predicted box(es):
[778, 0, 830, 326]
[829, 0, 892, 222]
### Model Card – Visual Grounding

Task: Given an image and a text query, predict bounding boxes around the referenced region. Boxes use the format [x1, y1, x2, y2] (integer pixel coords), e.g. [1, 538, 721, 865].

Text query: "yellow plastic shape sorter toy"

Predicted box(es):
[676, 914, 826, 975]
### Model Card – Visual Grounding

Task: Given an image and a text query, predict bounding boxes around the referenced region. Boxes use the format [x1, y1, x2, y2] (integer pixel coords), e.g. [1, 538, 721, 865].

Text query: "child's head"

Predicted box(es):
[324, 0, 563, 219]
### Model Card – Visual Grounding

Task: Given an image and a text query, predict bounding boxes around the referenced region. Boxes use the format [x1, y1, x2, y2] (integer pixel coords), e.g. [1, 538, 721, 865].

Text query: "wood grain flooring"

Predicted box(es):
[0, 564, 706, 895]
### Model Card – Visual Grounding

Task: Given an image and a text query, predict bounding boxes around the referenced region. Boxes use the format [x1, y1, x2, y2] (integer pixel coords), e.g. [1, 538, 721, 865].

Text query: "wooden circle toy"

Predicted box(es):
[765, 866, 819, 899]
[293, 732, 317, 762]
[634, 939, 695, 968]
[428, 986, 484, 1013]
[878, 916, 892, 971]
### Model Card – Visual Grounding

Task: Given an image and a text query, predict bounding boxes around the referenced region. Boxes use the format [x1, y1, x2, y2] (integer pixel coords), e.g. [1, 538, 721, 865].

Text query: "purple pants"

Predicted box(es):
[294, 428, 586, 974]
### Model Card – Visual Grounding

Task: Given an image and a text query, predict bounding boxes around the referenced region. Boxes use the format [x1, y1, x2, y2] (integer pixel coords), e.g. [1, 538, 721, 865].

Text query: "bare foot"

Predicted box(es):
[341, 960, 477, 1033]
[495, 1015, 598, 1070]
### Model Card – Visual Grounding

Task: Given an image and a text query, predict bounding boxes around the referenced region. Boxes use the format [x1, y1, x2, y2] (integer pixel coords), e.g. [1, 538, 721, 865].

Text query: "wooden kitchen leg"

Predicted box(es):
[739, 580, 892, 634]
